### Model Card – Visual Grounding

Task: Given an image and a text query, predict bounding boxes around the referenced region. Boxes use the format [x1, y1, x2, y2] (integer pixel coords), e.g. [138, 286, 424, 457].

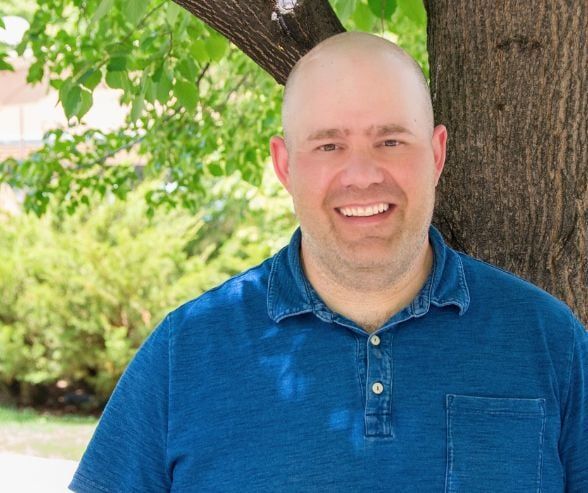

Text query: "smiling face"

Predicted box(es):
[270, 33, 447, 289]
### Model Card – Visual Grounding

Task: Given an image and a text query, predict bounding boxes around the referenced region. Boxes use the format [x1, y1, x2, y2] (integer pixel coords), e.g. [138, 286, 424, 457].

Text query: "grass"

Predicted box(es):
[0, 406, 98, 460]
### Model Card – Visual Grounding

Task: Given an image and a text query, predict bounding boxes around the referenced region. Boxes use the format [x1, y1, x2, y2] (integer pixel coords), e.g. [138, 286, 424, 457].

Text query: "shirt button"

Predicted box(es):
[372, 382, 384, 395]
[370, 335, 381, 346]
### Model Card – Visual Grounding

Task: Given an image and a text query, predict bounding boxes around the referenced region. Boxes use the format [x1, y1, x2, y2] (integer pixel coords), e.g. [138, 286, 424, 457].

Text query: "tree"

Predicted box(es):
[1, 0, 585, 324]
[424, 1, 587, 325]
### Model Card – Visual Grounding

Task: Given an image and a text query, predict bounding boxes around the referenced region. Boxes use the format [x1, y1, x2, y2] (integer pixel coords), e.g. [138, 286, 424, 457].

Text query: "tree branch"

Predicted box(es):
[172, 0, 345, 84]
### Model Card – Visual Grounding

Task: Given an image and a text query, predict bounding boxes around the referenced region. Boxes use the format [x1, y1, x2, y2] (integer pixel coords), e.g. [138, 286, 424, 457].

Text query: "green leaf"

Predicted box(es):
[189, 40, 209, 64]
[91, 0, 115, 26]
[58, 78, 72, 100]
[332, 0, 357, 22]
[144, 78, 157, 103]
[124, 0, 150, 25]
[0, 58, 14, 72]
[106, 41, 133, 57]
[398, 0, 426, 25]
[0, 17, 5, 29]
[352, 3, 373, 31]
[77, 88, 93, 120]
[130, 93, 145, 121]
[27, 61, 44, 83]
[15, 36, 27, 56]
[208, 163, 224, 177]
[79, 68, 102, 90]
[186, 22, 203, 39]
[174, 79, 198, 111]
[105, 70, 129, 90]
[140, 32, 157, 52]
[62, 85, 82, 120]
[177, 58, 197, 81]
[152, 64, 164, 83]
[107, 56, 127, 72]
[205, 33, 228, 62]
[166, 2, 183, 24]
[155, 71, 172, 103]
[367, 0, 397, 19]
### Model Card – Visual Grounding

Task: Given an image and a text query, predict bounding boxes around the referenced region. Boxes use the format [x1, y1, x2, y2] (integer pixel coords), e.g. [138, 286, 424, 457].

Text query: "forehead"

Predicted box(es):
[285, 53, 427, 141]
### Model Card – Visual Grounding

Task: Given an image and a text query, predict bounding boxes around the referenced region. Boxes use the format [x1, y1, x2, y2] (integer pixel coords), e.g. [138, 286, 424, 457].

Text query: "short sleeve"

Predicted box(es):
[69, 316, 171, 493]
[559, 314, 588, 493]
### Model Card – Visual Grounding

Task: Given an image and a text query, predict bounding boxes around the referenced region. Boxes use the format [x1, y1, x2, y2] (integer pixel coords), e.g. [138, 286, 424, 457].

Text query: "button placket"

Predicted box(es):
[364, 332, 394, 438]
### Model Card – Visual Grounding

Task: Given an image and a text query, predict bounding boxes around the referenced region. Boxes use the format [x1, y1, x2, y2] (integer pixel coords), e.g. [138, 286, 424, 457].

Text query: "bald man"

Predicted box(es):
[71, 33, 587, 493]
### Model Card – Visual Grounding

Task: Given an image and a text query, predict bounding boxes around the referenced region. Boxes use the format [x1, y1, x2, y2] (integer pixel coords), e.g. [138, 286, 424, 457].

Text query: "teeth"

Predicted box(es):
[339, 203, 390, 217]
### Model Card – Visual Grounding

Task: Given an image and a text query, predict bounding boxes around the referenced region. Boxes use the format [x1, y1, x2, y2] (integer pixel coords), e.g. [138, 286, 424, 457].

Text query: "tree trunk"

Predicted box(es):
[425, 0, 587, 325]
[172, 0, 344, 84]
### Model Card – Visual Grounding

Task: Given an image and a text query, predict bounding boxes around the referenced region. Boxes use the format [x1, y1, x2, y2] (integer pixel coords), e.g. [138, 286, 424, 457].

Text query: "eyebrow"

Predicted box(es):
[368, 123, 414, 137]
[306, 128, 350, 141]
[306, 123, 414, 141]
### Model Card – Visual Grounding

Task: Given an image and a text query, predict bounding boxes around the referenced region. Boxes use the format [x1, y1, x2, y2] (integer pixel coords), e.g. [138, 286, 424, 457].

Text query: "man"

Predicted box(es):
[70, 32, 587, 492]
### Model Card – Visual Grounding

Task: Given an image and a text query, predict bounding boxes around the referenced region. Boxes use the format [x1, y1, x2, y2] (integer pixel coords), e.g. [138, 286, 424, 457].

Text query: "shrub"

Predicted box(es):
[0, 173, 296, 406]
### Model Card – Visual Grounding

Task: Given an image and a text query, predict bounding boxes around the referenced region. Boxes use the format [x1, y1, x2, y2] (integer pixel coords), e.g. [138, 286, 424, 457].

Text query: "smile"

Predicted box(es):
[337, 203, 390, 217]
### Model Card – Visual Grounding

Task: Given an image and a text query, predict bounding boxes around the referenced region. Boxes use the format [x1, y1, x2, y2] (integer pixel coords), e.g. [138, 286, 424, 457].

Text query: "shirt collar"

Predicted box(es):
[267, 226, 470, 323]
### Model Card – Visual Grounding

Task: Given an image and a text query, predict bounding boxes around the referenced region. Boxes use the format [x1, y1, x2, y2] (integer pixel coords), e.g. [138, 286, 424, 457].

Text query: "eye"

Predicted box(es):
[382, 139, 400, 147]
[318, 143, 338, 152]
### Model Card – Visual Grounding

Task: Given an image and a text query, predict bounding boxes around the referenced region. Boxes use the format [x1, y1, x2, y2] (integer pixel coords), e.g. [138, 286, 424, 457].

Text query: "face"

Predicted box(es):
[271, 49, 447, 284]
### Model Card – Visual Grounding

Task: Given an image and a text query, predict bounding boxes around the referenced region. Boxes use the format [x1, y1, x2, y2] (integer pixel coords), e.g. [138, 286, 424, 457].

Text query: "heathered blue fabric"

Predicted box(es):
[70, 227, 588, 492]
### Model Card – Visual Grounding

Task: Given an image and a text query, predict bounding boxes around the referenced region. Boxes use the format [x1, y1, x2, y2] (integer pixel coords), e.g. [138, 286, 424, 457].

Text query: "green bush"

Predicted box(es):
[0, 172, 296, 405]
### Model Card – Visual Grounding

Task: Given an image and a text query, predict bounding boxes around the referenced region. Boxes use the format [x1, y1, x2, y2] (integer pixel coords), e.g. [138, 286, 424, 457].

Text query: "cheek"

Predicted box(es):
[290, 163, 335, 203]
[292, 182, 327, 210]
[393, 153, 438, 191]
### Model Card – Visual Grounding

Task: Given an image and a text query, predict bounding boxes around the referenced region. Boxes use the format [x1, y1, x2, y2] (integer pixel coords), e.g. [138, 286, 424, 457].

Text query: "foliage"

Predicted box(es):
[0, 0, 427, 216]
[0, 172, 296, 403]
[0, 0, 37, 21]
[332, 0, 428, 71]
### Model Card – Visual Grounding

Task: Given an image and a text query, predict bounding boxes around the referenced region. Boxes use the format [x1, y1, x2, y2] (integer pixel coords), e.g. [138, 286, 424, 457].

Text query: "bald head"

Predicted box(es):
[282, 32, 434, 145]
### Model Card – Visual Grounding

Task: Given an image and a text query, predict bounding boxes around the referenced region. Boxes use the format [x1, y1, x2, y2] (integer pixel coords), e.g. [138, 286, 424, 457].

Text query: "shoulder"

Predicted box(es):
[168, 255, 274, 329]
[457, 251, 581, 333]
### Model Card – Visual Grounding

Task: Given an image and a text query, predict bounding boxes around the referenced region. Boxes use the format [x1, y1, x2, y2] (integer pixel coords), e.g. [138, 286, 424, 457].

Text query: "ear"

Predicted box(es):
[270, 136, 291, 192]
[431, 124, 447, 186]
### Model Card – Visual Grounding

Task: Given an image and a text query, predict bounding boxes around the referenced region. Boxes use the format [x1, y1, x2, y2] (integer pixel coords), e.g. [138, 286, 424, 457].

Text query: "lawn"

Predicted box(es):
[0, 406, 97, 461]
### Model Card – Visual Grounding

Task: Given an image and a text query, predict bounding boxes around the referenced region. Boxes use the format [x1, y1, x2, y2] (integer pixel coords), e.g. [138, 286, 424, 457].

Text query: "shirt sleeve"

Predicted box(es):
[69, 316, 171, 493]
[560, 314, 588, 493]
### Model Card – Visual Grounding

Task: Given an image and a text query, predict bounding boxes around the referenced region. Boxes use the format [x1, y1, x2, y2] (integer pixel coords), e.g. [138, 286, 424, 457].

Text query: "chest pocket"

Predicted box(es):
[445, 394, 546, 493]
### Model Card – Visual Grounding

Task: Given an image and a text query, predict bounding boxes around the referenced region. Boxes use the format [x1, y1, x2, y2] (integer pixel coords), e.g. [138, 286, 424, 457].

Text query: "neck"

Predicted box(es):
[301, 239, 434, 332]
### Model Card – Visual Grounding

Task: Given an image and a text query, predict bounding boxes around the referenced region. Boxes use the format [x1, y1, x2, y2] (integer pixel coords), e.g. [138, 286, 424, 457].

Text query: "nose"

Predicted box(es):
[339, 150, 385, 189]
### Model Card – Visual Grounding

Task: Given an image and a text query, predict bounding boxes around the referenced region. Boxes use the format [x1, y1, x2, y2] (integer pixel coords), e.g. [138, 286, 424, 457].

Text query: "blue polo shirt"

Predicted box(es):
[70, 227, 587, 492]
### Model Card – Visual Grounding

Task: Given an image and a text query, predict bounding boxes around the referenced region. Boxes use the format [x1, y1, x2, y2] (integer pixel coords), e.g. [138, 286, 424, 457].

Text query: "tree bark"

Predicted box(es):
[172, 0, 344, 84]
[425, 0, 587, 325]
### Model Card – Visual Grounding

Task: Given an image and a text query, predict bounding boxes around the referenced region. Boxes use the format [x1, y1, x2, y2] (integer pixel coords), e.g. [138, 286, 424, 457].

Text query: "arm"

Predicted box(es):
[561, 314, 588, 493]
[69, 316, 171, 493]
